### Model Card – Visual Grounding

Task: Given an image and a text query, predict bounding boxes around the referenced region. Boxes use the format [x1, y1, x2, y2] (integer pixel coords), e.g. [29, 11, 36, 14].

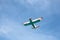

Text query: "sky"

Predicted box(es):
[0, 0, 60, 40]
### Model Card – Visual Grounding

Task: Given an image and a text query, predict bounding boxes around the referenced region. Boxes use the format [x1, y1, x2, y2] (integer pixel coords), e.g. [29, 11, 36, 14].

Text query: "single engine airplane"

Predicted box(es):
[24, 17, 43, 29]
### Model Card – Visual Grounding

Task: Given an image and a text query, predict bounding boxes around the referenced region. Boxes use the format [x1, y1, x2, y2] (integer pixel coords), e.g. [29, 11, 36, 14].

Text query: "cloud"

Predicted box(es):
[17, 0, 51, 9]
[0, 0, 59, 40]
[0, 27, 12, 35]
[26, 0, 50, 7]
[13, 0, 53, 17]
[0, 16, 58, 40]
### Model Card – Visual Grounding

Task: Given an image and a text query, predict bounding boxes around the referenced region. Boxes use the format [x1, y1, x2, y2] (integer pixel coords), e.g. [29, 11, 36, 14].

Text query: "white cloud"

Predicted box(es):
[0, 16, 58, 40]
[0, 0, 59, 40]
[0, 27, 12, 35]
[14, 0, 50, 9]
[13, 0, 52, 17]
[26, 0, 50, 7]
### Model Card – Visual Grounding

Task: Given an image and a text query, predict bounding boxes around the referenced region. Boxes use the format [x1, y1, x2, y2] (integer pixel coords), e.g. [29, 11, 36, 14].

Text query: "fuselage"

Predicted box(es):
[29, 18, 36, 28]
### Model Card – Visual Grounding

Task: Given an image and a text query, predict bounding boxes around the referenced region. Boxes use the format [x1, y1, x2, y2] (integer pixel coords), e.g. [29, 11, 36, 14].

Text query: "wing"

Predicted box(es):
[24, 21, 31, 26]
[32, 17, 43, 23]
[32, 18, 40, 23]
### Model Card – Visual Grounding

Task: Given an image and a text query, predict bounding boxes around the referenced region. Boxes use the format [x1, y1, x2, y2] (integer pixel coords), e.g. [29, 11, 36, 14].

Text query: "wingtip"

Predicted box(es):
[39, 17, 43, 20]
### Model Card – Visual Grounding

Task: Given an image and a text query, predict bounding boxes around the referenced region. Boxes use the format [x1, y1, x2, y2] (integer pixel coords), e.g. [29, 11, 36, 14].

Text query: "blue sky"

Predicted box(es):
[0, 0, 60, 40]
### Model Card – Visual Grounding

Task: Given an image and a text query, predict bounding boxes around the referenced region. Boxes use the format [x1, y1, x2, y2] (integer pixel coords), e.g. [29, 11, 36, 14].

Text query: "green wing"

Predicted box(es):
[32, 19, 41, 23]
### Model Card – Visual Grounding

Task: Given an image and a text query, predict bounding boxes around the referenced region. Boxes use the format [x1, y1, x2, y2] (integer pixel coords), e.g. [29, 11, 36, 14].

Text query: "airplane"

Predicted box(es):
[24, 17, 43, 29]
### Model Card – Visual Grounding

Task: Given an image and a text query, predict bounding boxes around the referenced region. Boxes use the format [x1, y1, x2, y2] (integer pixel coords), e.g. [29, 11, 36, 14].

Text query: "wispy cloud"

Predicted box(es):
[0, 15, 58, 40]
[0, 0, 60, 40]
[17, 0, 51, 9]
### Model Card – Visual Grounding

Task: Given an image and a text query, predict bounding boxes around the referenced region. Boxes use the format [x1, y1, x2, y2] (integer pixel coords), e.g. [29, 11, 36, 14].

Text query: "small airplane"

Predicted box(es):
[24, 17, 43, 29]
